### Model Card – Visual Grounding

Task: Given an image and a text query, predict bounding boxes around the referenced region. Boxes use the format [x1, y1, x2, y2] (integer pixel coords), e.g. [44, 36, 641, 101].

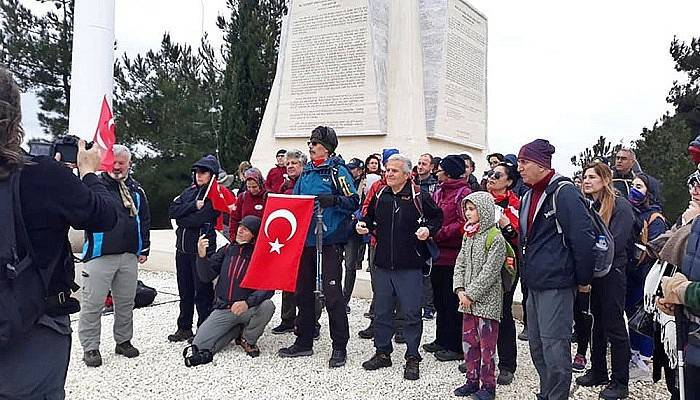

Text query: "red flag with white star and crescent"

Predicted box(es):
[93, 96, 116, 172]
[240, 193, 315, 292]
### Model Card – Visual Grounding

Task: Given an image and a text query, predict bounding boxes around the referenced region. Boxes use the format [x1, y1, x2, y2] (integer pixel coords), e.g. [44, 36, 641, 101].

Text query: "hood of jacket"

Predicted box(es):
[462, 191, 496, 233]
[192, 155, 220, 176]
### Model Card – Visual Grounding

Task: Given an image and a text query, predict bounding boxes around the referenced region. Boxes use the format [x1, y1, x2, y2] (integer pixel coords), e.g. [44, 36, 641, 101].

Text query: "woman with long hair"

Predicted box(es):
[575, 161, 634, 399]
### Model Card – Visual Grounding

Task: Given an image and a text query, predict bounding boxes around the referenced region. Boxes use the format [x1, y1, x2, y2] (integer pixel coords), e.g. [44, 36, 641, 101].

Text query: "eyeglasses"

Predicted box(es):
[487, 170, 504, 179]
[307, 140, 319, 146]
[436, 168, 444, 173]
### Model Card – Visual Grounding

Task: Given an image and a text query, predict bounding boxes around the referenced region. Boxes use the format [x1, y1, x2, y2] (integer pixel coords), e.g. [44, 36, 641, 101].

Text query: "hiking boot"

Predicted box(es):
[183, 345, 213, 367]
[238, 337, 261, 358]
[358, 324, 375, 339]
[454, 382, 479, 397]
[83, 349, 102, 367]
[362, 352, 392, 370]
[422, 340, 443, 353]
[278, 344, 313, 358]
[271, 324, 295, 334]
[422, 309, 434, 320]
[599, 382, 628, 399]
[458, 362, 467, 373]
[471, 388, 496, 400]
[328, 349, 347, 368]
[575, 370, 610, 387]
[517, 328, 528, 341]
[404, 356, 420, 380]
[394, 331, 406, 344]
[115, 341, 140, 358]
[168, 328, 193, 342]
[434, 349, 463, 361]
[572, 354, 587, 373]
[497, 370, 514, 385]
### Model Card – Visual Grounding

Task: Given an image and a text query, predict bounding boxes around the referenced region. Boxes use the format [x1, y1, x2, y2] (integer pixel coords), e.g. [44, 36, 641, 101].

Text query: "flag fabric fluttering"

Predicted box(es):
[203, 178, 236, 232]
[93, 96, 116, 172]
[240, 194, 315, 292]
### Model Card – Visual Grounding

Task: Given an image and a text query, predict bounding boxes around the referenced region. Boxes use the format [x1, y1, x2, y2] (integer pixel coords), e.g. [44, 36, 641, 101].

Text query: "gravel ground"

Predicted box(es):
[65, 271, 672, 399]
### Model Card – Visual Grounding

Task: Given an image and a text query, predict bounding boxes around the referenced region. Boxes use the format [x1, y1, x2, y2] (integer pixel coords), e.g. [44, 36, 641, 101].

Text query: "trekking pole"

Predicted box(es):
[314, 200, 325, 303]
[675, 304, 686, 400]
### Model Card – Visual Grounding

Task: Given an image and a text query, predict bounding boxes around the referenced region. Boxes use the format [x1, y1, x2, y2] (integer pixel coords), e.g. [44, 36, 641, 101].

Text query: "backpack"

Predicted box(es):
[552, 181, 615, 278]
[104, 280, 157, 310]
[484, 226, 518, 292]
[0, 172, 46, 348]
[635, 212, 668, 265]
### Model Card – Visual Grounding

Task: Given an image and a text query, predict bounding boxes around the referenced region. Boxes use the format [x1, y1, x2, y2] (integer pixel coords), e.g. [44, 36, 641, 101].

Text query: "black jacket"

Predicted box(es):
[83, 173, 150, 261]
[19, 157, 118, 325]
[196, 242, 274, 309]
[363, 182, 443, 270]
[169, 185, 219, 255]
[603, 196, 636, 270]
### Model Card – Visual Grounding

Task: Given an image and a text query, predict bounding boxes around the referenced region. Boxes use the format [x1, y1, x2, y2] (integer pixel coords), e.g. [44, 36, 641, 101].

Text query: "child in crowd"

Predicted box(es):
[453, 192, 506, 400]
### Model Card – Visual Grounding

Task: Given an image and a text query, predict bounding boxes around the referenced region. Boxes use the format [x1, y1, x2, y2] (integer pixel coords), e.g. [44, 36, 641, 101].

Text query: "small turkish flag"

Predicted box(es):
[240, 193, 315, 292]
[205, 179, 236, 231]
[93, 96, 116, 172]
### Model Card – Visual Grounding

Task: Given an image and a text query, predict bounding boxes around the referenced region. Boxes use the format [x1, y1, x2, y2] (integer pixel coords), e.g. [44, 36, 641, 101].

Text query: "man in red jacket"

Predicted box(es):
[265, 149, 287, 193]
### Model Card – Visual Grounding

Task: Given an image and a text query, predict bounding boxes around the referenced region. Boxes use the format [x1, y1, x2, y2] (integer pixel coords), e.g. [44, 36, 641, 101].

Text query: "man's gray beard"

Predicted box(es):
[110, 171, 127, 181]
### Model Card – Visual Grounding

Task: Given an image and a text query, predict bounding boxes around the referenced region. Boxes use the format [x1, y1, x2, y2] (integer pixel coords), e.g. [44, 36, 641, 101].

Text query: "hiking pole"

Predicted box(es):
[675, 304, 686, 400]
[314, 200, 325, 303]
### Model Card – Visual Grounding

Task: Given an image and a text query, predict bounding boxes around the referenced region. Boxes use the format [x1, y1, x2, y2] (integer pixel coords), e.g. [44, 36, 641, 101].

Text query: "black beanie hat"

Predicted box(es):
[310, 126, 338, 154]
[239, 215, 261, 237]
[440, 155, 466, 179]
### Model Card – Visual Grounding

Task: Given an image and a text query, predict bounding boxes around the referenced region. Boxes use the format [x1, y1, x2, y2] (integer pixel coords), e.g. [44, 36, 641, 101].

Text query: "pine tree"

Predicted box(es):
[570, 135, 622, 173]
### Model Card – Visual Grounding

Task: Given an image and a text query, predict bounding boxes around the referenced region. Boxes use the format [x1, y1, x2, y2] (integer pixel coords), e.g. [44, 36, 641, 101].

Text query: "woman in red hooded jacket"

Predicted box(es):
[229, 167, 268, 242]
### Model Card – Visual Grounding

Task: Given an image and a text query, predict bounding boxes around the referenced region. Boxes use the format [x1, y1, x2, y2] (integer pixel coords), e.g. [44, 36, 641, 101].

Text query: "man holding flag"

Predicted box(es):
[167, 155, 222, 342]
[278, 126, 359, 368]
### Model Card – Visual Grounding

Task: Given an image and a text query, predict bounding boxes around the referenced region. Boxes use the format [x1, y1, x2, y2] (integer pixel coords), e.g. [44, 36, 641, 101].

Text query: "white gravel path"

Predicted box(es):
[64, 271, 672, 399]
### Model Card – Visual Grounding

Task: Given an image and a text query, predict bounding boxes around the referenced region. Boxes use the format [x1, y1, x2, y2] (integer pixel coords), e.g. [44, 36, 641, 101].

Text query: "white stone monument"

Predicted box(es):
[250, 0, 487, 172]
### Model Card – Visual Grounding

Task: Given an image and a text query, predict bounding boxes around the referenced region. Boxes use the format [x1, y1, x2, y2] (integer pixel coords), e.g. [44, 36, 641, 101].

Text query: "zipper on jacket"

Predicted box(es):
[227, 247, 245, 303]
[390, 195, 396, 270]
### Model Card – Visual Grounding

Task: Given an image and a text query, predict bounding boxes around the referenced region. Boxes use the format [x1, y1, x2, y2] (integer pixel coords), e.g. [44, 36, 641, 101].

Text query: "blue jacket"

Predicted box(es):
[82, 173, 151, 261]
[294, 157, 359, 246]
[519, 174, 597, 290]
[681, 218, 700, 367]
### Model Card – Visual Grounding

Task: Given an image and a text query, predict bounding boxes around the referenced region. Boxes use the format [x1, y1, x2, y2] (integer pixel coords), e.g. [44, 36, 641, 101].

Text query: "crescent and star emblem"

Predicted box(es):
[264, 209, 298, 254]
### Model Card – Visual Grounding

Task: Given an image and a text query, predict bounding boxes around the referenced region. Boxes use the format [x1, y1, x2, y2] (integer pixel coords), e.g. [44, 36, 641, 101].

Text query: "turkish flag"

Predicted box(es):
[93, 96, 116, 172]
[205, 180, 236, 231]
[240, 193, 315, 292]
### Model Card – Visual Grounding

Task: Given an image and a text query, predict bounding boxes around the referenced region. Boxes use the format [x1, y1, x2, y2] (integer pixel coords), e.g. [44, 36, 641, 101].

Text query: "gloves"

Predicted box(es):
[661, 272, 691, 305]
[317, 194, 336, 208]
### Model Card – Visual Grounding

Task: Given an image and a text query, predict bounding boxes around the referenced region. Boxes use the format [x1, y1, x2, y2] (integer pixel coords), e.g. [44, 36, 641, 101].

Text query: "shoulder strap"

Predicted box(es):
[411, 183, 424, 220]
[485, 226, 500, 251]
[648, 212, 666, 225]
[0, 172, 36, 283]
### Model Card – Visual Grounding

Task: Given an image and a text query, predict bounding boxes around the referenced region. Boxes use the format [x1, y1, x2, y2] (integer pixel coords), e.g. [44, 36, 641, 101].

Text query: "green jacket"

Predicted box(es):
[686, 283, 700, 310]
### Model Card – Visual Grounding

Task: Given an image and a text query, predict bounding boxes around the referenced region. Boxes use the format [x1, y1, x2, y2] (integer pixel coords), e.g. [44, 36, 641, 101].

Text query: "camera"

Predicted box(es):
[27, 135, 92, 164]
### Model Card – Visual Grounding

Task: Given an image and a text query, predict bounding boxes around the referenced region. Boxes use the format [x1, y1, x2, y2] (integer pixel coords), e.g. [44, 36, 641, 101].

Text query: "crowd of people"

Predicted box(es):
[2, 63, 700, 399]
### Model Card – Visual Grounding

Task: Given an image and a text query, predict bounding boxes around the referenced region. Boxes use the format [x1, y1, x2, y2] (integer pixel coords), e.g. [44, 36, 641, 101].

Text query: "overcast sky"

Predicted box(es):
[19, 0, 700, 174]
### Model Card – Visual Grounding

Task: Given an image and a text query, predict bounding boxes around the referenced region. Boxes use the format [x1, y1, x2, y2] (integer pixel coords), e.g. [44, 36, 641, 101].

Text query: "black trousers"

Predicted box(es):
[175, 251, 214, 330]
[521, 281, 529, 328]
[685, 363, 700, 400]
[343, 234, 363, 304]
[573, 291, 592, 356]
[497, 288, 518, 373]
[590, 267, 631, 385]
[431, 265, 463, 354]
[294, 245, 349, 350]
[280, 290, 321, 329]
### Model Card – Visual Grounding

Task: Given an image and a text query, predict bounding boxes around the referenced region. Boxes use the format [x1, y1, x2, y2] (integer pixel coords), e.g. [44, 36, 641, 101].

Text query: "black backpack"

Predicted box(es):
[0, 171, 46, 348]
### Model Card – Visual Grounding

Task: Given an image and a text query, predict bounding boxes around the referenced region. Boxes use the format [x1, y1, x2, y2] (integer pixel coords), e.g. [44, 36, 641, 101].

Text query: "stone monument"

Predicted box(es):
[250, 0, 487, 171]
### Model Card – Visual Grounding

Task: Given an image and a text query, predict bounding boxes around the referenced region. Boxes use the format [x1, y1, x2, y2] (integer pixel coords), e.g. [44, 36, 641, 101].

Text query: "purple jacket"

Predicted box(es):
[432, 179, 471, 266]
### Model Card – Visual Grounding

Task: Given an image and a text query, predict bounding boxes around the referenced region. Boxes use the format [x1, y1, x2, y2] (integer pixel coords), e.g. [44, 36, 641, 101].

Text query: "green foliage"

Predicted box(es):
[570, 135, 622, 173]
[667, 36, 700, 138]
[114, 34, 222, 228]
[0, 0, 74, 137]
[218, 0, 285, 166]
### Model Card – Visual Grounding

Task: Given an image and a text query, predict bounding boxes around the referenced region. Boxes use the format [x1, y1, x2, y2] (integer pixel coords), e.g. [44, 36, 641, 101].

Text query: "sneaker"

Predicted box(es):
[362, 352, 392, 370]
[329, 349, 347, 368]
[599, 381, 629, 399]
[497, 370, 514, 385]
[83, 349, 102, 367]
[422, 340, 443, 353]
[271, 324, 295, 335]
[183, 345, 213, 367]
[422, 309, 434, 320]
[458, 362, 467, 373]
[517, 328, 528, 341]
[394, 331, 406, 344]
[278, 344, 314, 358]
[628, 363, 653, 383]
[358, 324, 375, 339]
[115, 340, 140, 358]
[434, 349, 463, 362]
[575, 370, 609, 387]
[572, 354, 587, 373]
[168, 328, 193, 342]
[471, 388, 496, 400]
[238, 337, 261, 358]
[404, 356, 420, 380]
[454, 382, 479, 397]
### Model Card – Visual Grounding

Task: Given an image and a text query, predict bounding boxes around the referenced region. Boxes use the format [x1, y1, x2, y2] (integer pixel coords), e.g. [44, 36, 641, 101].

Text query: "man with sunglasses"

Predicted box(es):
[278, 126, 359, 368]
[612, 148, 637, 197]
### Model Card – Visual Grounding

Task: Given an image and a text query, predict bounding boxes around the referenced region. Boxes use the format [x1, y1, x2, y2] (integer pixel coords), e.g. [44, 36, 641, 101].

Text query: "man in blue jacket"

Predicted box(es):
[167, 155, 221, 342]
[278, 126, 359, 368]
[517, 139, 596, 400]
[79, 144, 151, 367]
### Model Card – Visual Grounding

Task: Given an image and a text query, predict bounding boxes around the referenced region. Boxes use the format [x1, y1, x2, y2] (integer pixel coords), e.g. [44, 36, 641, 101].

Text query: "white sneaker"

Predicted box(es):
[628, 363, 653, 383]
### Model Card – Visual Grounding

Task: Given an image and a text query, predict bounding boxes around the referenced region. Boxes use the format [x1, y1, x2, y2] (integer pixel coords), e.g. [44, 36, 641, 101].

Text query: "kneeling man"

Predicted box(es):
[184, 215, 275, 366]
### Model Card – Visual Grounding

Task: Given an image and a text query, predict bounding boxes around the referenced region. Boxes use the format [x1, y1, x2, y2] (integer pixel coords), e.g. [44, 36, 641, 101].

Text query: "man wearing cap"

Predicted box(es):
[265, 149, 287, 193]
[517, 139, 596, 400]
[167, 155, 221, 342]
[343, 158, 366, 313]
[278, 126, 359, 368]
